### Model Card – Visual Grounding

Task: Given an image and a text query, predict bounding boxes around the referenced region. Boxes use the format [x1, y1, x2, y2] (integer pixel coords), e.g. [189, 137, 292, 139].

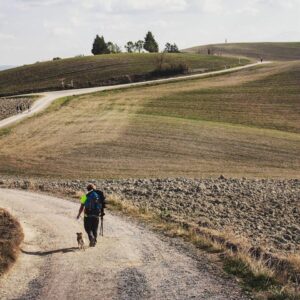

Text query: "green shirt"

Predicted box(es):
[80, 194, 87, 205]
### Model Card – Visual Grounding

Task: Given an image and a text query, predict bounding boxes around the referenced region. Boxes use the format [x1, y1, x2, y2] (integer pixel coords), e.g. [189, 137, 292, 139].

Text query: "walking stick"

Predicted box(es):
[99, 215, 104, 236]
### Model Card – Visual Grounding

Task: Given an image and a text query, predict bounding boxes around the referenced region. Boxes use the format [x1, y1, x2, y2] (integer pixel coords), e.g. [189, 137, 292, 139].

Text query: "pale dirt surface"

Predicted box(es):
[0, 61, 266, 129]
[0, 189, 249, 300]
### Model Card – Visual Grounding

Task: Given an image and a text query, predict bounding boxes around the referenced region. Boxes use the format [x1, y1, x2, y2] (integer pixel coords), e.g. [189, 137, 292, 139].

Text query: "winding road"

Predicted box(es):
[0, 189, 249, 299]
[0, 61, 269, 129]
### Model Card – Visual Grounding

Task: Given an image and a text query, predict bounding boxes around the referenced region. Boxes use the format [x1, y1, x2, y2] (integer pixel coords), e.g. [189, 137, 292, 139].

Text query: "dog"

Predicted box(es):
[76, 232, 85, 250]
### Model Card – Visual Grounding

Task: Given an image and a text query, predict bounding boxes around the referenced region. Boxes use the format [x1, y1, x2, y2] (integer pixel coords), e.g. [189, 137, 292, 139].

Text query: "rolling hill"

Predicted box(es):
[0, 61, 299, 179]
[184, 42, 300, 61]
[0, 53, 248, 96]
[0, 65, 15, 71]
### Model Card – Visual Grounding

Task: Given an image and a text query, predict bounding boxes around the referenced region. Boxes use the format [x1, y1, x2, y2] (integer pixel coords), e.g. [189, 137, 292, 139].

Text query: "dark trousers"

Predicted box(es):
[84, 216, 99, 242]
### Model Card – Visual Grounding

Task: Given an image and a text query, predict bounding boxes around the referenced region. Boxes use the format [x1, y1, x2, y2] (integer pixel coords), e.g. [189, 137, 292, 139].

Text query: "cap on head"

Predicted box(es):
[87, 183, 96, 191]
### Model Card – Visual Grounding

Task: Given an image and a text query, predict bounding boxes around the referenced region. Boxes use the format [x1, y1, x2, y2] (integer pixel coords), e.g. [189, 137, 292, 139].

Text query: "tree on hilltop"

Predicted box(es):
[144, 31, 159, 53]
[92, 35, 109, 55]
[107, 42, 122, 54]
[114, 44, 122, 53]
[107, 42, 114, 53]
[164, 43, 180, 53]
[134, 40, 144, 53]
[125, 41, 135, 53]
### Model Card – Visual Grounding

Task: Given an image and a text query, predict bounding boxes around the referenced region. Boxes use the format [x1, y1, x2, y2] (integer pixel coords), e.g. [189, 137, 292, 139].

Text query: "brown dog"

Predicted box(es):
[76, 232, 85, 250]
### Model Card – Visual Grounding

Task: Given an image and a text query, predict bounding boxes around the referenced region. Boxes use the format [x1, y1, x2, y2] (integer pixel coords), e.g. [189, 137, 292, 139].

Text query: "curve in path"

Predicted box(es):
[0, 189, 249, 300]
[0, 61, 270, 129]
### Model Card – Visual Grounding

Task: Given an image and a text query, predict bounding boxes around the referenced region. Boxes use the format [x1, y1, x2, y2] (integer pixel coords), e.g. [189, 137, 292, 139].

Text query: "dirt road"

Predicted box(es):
[0, 61, 269, 129]
[0, 189, 248, 299]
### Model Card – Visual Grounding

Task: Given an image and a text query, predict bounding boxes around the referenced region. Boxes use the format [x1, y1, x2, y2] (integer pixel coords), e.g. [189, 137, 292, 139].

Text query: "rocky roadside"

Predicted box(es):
[0, 98, 33, 120]
[0, 176, 299, 256]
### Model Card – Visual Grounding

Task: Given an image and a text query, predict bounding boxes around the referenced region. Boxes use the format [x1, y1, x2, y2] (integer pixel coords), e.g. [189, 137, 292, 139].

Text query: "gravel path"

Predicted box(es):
[0, 189, 248, 300]
[0, 61, 268, 129]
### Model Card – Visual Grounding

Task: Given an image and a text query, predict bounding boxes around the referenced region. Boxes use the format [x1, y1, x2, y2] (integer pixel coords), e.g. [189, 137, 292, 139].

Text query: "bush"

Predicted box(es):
[152, 62, 189, 77]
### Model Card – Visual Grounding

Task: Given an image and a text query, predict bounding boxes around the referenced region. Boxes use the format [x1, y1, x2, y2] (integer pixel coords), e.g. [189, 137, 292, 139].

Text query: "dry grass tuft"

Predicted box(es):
[286, 254, 300, 274]
[0, 208, 24, 276]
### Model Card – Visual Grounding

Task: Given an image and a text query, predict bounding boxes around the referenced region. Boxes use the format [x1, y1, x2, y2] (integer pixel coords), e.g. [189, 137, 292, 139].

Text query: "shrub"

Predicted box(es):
[152, 62, 189, 77]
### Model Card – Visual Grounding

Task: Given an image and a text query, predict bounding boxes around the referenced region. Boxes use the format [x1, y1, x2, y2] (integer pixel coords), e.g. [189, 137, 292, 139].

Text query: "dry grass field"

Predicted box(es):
[0, 62, 299, 179]
[184, 42, 300, 61]
[0, 53, 248, 96]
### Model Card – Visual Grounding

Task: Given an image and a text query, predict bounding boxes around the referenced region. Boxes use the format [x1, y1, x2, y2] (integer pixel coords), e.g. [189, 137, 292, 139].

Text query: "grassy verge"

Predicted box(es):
[107, 195, 300, 300]
[0, 208, 24, 276]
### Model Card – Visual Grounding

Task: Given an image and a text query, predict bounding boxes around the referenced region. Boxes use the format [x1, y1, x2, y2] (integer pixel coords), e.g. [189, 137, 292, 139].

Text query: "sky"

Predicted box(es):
[0, 0, 299, 65]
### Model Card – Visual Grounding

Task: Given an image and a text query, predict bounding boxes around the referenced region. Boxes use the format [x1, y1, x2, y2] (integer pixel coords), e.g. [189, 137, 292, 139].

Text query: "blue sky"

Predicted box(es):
[0, 0, 299, 65]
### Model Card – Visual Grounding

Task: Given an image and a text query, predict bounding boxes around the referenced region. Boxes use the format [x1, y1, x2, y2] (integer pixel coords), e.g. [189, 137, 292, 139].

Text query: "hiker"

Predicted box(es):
[76, 184, 106, 247]
[260, 57, 263, 63]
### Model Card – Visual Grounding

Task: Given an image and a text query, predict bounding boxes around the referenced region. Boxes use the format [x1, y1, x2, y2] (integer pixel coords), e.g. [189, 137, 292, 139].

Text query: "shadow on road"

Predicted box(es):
[21, 247, 78, 256]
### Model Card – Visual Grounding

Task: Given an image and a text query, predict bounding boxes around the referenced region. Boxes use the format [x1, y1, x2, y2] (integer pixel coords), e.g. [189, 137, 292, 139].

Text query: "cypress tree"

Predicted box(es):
[92, 35, 109, 55]
[144, 31, 159, 53]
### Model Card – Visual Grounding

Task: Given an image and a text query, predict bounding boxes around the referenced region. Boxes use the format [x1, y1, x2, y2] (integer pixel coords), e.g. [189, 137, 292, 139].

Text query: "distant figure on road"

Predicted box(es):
[260, 57, 263, 63]
[77, 184, 106, 247]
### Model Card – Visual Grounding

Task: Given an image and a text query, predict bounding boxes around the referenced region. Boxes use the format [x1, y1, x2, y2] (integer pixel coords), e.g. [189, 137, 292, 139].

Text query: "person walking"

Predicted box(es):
[77, 184, 106, 247]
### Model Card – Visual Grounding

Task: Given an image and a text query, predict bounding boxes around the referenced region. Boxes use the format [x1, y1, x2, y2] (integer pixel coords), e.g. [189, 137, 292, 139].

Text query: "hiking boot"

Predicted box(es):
[89, 238, 96, 247]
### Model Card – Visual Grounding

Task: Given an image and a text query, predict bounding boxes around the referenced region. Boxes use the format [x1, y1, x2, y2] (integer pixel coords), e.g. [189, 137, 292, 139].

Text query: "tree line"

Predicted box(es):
[92, 31, 179, 55]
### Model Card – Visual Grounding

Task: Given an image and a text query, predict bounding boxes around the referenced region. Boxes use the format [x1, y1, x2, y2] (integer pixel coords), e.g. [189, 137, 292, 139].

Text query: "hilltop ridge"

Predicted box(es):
[184, 42, 300, 61]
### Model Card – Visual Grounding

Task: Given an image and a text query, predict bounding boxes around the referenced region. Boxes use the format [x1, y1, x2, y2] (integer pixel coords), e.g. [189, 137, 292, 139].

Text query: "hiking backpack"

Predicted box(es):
[84, 191, 102, 216]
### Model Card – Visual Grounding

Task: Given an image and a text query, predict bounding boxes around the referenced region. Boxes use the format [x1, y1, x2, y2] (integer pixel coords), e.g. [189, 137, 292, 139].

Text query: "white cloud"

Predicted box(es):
[0, 33, 15, 40]
[43, 21, 74, 36]
[16, 0, 65, 6]
[77, 0, 188, 13]
[199, 0, 223, 13]
[119, 0, 187, 12]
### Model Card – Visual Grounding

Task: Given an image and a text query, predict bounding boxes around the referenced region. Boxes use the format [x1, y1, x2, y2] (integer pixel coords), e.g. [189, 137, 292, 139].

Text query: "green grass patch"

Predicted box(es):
[0, 127, 12, 137]
[224, 256, 276, 291]
[45, 96, 75, 113]
[138, 62, 300, 133]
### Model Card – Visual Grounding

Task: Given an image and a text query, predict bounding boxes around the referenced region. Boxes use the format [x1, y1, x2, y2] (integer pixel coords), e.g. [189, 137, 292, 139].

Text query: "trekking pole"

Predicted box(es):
[99, 216, 104, 236]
